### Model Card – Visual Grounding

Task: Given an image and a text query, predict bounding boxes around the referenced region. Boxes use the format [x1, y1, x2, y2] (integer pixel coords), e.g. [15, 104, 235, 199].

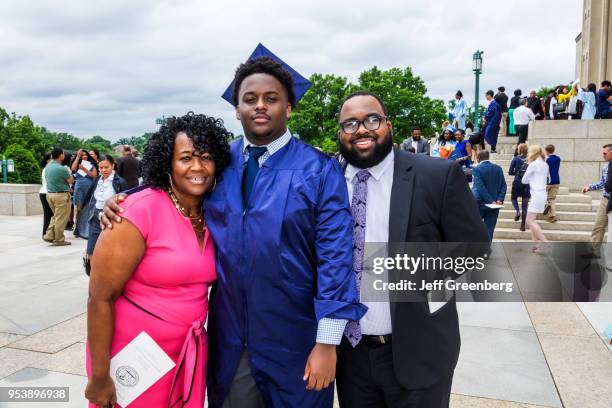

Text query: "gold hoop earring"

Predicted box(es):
[210, 177, 217, 192]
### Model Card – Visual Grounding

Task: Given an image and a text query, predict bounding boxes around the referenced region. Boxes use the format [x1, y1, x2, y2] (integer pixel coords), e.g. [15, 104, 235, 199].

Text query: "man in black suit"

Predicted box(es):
[336, 91, 489, 407]
[494, 86, 509, 138]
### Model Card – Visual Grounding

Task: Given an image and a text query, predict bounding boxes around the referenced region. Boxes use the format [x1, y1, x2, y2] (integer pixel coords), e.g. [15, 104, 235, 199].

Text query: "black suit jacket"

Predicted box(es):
[387, 149, 489, 389]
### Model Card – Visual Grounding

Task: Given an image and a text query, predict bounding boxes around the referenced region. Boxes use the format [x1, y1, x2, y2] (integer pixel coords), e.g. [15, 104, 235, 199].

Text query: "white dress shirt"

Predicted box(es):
[513, 105, 535, 125]
[345, 151, 394, 335]
[39, 167, 48, 194]
[94, 172, 116, 209]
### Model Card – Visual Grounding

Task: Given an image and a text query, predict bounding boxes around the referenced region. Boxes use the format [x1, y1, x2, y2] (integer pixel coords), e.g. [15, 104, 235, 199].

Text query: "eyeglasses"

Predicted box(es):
[339, 115, 387, 134]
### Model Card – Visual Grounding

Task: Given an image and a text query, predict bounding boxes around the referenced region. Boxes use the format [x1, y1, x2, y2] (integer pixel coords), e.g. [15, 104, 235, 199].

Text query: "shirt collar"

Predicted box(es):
[100, 171, 115, 182]
[242, 128, 292, 157]
[346, 149, 394, 183]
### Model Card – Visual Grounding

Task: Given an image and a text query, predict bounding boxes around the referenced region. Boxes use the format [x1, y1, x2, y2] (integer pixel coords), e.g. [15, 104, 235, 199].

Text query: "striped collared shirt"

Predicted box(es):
[242, 129, 293, 165]
[589, 166, 610, 198]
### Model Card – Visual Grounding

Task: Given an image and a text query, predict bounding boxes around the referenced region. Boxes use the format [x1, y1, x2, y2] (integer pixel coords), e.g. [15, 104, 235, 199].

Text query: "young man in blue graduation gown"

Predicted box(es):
[483, 90, 501, 153]
[203, 56, 366, 408]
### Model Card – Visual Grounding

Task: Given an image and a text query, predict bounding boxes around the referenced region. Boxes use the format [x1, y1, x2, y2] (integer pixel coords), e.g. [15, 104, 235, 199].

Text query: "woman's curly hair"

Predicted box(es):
[141, 112, 232, 191]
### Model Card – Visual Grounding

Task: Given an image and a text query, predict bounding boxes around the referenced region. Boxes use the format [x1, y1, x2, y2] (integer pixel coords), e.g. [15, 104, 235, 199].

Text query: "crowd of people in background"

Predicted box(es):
[38, 144, 141, 270]
[40, 80, 612, 253]
[397, 81, 612, 245]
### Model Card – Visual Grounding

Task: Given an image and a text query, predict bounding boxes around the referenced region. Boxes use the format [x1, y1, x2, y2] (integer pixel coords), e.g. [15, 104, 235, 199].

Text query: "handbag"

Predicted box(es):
[553, 102, 566, 114]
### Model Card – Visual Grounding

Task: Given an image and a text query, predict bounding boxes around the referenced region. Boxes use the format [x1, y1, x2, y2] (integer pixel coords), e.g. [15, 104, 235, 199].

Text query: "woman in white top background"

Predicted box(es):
[522, 145, 550, 251]
[38, 152, 53, 237]
[79, 155, 128, 275]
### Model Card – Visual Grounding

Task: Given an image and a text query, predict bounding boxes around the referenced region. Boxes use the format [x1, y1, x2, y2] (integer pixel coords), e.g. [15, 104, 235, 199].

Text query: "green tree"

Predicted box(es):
[84, 135, 113, 154]
[40, 128, 83, 152]
[0, 111, 47, 159]
[288, 73, 352, 147]
[357, 66, 446, 142]
[2, 144, 41, 184]
[112, 133, 151, 153]
[537, 87, 554, 98]
[288, 67, 446, 149]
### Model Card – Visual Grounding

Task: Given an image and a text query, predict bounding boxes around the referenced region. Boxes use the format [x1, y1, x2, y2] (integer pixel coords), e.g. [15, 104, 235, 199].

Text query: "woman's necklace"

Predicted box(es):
[167, 188, 206, 237]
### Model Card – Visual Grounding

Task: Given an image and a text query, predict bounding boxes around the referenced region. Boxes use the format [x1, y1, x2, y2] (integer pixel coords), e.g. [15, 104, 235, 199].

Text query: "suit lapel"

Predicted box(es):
[388, 150, 414, 323]
[388, 150, 414, 243]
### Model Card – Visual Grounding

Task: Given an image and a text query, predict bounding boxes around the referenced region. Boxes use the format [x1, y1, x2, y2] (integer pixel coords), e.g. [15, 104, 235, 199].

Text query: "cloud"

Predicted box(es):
[0, 0, 582, 141]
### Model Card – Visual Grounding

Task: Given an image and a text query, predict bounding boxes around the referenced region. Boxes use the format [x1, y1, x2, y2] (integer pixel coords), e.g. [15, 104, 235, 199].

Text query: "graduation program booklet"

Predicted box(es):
[110, 331, 175, 407]
[77, 160, 92, 177]
[485, 203, 504, 209]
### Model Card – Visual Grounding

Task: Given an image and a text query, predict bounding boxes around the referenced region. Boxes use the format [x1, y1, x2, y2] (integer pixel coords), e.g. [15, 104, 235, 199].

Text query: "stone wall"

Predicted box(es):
[0, 184, 42, 216]
[528, 120, 611, 191]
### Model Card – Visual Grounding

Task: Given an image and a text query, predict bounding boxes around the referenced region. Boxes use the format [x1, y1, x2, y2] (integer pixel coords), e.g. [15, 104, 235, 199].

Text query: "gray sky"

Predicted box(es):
[0, 1, 582, 141]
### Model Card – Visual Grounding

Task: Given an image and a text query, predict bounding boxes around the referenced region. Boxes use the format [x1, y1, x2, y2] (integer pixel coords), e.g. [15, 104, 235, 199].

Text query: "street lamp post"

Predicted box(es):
[472, 50, 484, 131]
[1, 156, 7, 183]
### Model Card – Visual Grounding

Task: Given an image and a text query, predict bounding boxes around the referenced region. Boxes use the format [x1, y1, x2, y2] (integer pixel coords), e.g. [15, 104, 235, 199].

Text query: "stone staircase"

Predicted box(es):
[485, 137, 601, 241]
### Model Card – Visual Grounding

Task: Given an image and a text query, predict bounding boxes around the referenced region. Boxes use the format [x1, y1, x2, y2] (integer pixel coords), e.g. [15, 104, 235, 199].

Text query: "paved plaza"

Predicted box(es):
[0, 215, 611, 407]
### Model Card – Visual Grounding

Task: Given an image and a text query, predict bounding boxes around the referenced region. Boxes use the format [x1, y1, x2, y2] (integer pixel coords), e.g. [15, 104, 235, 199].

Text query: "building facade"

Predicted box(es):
[577, 0, 612, 86]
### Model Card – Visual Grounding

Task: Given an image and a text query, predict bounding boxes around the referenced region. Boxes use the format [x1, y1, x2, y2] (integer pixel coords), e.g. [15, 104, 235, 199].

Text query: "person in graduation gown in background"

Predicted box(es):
[452, 90, 468, 130]
[101, 48, 366, 408]
[482, 90, 501, 153]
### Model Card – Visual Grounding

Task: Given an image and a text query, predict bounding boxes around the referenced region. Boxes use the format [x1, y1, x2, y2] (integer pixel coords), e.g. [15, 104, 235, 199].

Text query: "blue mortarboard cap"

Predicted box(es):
[221, 43, 311, 107]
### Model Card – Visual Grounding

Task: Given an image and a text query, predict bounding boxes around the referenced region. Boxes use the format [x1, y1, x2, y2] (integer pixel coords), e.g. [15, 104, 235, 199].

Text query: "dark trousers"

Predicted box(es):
[479, 207, 500, 241]
[337, 337, 452, 408]
[515, 124, 528, 144]
[39, 193, 53, 236]
[511, 196, 529, 229]
[86, 209, 102, 255]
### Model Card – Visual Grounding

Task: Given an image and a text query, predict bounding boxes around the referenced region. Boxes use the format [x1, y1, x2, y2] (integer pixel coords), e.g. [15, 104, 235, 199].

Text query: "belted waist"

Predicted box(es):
[361, 334, 392, 346]
[121, 294, 206, 408]
[168, 318, 206, 408]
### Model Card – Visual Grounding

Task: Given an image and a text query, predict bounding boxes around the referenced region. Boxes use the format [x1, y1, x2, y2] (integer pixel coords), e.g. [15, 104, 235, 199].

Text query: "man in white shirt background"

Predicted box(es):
[513, 98, 536, 155]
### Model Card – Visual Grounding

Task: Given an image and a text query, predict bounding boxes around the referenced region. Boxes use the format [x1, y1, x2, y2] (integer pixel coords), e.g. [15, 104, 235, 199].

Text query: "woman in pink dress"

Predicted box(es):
[85, 113, 231, 407]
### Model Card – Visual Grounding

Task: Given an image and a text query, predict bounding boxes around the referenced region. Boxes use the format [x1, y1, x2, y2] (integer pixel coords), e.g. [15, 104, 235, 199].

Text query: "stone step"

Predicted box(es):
[491, 159, 513, 166]
[496, 219, 594, 231]
[497, 136, 522, 144]
[493, 227, 592, 241]
[502, 201, 598, 212]
[490, 154, 514, 160]
[502, 193, 591, 204]
[498, 209, 597, 222]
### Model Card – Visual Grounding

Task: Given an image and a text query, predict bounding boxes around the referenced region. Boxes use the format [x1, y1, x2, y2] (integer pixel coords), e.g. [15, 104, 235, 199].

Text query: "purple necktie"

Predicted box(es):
[344, 169, 371, 347]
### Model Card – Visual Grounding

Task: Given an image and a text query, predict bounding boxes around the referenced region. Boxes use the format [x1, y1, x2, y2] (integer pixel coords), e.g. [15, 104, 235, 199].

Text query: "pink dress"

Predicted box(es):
[86, 188, 216, 407]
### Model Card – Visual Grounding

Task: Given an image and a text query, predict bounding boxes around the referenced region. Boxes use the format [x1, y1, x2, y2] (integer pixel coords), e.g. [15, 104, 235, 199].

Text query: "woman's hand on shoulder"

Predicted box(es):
[100, 194, 128, 230]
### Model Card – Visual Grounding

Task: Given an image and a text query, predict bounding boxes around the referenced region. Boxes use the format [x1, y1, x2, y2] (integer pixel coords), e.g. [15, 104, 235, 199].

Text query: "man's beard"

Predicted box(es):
[339, 131, 393, 169]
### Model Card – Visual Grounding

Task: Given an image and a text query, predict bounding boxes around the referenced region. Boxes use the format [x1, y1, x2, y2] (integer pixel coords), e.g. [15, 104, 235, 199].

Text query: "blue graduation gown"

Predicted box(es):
[204, 136, 367, 407]
[483, 100, 501, 147]
[452, 98, 468, 130]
